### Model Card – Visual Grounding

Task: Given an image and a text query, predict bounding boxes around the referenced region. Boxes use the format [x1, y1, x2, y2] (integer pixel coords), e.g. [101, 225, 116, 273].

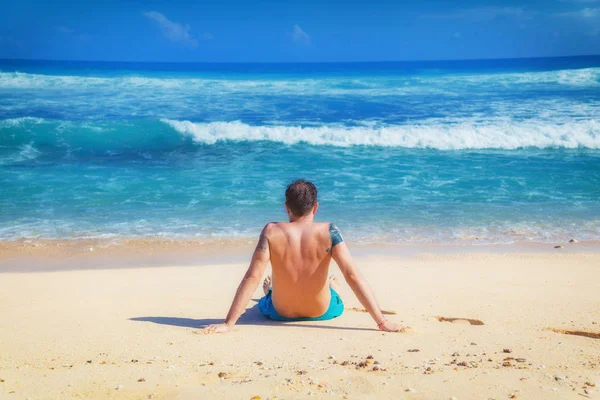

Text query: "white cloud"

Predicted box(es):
[55, 25, 89, 41]
[143, 11, 210, 48]
[425, 6, 535, 21]
[559, 0, 599, 3]
[292, 24, 310, 45]
[589, 27, 600, 36]
[0, 35, 22, 47]
[56, 26, 73, 34]
[555, 7, 600, 17]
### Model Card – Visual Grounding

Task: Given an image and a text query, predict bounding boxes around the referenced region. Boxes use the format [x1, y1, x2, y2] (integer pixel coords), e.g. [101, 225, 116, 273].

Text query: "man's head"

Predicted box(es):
[285, 179, 318, 218]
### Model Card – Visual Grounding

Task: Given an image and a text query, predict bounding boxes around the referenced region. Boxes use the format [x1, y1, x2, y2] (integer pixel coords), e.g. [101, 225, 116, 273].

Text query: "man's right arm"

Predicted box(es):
[331, 241, 405, 332]
[202, 224, 271, 334]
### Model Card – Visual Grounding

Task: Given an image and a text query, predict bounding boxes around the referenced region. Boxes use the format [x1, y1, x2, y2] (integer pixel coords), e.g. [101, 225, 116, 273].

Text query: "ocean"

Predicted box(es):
[1, 56, 599, 245]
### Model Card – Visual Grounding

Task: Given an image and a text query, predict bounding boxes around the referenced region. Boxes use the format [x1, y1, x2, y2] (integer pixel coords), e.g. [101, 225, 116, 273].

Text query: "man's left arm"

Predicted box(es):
[203, 224, 271, 334]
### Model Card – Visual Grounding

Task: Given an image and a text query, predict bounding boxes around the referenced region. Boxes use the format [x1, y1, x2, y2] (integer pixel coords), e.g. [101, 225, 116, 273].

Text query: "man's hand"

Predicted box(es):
[378, 319, 410, 333]
[333, 241, 410, 334]
[201, 323, 232, 334]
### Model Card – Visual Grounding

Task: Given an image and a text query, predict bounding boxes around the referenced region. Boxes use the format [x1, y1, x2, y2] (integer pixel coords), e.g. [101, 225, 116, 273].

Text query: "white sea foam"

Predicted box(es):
[0, 72, 444, 97]
[0, 116, 45, 128]
[1, 66, 599, 94]
[0, 143, 41, 165]
[162, 118, 600, 149]
[420, 67, 600, 87]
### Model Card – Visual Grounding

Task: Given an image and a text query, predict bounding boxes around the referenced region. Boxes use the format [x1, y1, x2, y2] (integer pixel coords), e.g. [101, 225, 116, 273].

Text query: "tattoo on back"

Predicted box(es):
[256, 234, 268, 253]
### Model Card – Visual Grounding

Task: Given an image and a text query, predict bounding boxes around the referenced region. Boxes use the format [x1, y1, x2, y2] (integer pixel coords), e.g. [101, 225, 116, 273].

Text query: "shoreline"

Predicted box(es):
[1, 236, 599, 272]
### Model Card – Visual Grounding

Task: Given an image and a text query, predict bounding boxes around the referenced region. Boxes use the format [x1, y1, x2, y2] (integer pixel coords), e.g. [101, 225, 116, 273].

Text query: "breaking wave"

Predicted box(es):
[0, 117, 599, 153]
[163, 118, 600, 149]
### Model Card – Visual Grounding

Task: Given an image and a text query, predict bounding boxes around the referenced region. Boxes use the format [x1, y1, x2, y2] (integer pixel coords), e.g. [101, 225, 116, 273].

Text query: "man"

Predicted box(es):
[204, 179, 405, 333]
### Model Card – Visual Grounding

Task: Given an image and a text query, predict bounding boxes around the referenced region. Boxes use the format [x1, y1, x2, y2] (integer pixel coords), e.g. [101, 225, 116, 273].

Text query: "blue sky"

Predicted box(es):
[1, 0, 599, 62]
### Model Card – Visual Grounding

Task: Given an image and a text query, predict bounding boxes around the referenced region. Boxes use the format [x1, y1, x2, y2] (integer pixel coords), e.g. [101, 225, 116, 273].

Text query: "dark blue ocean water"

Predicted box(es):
[1, 57, 599, 244]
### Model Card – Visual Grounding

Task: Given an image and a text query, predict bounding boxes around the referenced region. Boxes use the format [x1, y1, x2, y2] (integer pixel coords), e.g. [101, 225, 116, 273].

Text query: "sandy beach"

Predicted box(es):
[2, 9, 600, 400]
[0, 243, 599, 400]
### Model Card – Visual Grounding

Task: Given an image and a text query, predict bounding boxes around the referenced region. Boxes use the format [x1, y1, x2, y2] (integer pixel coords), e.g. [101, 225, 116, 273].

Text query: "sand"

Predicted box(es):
[0, 245, 599, 399]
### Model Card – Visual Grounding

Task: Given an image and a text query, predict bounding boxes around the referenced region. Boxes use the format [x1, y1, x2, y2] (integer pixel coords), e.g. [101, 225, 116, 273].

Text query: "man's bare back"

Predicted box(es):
[262, 221, 335, 318]
[203, 180, 407, 334]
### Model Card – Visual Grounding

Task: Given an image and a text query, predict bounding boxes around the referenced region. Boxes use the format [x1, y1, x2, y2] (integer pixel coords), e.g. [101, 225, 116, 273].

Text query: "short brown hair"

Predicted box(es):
[285, 179, 318, 216]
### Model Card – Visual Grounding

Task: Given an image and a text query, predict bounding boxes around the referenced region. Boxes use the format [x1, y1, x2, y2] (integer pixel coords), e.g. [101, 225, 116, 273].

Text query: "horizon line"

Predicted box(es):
[1, 53, 599, 66]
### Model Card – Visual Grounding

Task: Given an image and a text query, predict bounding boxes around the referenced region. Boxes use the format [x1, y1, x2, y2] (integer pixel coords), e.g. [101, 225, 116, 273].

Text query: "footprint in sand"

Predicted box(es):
[545, 328, 600, 339]
[436, 316, 484, 326]
[346, 307, 397, 315]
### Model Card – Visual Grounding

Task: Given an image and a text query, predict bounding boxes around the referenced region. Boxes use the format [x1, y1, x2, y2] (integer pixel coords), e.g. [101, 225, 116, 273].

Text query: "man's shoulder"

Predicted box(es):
[316, 222, 342, 233]
[261, 222, 290, 236]
[310, 222, 342, 240]
[261, 222, 334, 234]
[261, 222, 279, 233]
[268, 222, 338, 229]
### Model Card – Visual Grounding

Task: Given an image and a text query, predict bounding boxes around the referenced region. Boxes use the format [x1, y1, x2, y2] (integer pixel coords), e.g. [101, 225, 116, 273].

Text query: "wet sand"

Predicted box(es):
[0, 243, 599, 399]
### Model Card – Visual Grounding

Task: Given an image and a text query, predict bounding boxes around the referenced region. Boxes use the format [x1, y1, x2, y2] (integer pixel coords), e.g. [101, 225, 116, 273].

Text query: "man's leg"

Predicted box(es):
[263, 275, 272, 295]
[329, 275, 341, 293]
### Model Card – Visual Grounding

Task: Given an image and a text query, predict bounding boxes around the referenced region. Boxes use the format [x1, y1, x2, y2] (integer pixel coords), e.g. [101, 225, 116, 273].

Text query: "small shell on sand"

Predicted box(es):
[503, 349, 512, 353]
[250, 397, 262, 400]
[137, 377, 145, 382]
[554, 245, 564, 249]
[569, 238, 578, 243]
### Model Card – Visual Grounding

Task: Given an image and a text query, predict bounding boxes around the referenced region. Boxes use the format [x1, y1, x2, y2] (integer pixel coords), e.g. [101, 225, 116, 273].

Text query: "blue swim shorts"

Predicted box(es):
[258, 287, 344, 321]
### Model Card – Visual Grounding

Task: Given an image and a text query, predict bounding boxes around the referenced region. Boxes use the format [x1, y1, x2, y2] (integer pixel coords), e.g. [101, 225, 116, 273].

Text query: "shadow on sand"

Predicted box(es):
[130, 299, 377, 332]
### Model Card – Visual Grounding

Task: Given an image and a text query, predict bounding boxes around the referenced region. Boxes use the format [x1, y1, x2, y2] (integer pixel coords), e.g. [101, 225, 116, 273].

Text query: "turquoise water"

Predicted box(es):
[1, 57, 599, 244]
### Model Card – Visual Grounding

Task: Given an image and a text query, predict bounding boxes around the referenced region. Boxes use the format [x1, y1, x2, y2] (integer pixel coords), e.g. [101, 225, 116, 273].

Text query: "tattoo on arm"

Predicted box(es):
[256, 233, 268, 253]
[326, 223, 344, 253]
